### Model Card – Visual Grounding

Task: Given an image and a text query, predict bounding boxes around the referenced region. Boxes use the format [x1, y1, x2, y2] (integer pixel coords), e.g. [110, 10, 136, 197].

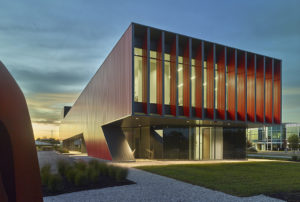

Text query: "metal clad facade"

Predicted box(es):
[60, 25, 133, 160]
[60, 23, 282, 161]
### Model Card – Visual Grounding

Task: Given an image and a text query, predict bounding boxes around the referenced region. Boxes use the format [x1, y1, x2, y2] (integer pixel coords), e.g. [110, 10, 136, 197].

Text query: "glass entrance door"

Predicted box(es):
[202, 128, 211, 160]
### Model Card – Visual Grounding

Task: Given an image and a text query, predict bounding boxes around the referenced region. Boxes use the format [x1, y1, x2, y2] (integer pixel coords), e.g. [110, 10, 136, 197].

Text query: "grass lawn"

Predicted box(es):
[137, 161, 300, 197]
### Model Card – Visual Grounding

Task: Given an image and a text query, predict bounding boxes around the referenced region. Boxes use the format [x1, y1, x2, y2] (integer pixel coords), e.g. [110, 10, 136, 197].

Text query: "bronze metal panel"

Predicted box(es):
[0, 61, 42, 202]
[256, 55, 265, 123]
[60, 25, 133, 160]
[265, 57, 273, 123]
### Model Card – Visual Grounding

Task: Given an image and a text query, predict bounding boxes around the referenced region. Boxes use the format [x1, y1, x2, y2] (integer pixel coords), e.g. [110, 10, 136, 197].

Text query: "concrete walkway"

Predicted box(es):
[42, 152, 282, 202]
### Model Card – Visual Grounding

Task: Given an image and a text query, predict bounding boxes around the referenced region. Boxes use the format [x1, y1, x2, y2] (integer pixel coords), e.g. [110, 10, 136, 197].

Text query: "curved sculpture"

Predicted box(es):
[0, 61, 42, 202]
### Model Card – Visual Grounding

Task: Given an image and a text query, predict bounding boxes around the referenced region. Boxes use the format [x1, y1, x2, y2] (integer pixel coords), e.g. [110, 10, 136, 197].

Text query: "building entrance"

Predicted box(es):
[123, 126, 223, 160]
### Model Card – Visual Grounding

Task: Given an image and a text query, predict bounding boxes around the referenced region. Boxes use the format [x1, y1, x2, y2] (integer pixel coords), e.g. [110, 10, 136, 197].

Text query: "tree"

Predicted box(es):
[288, 134, 299, 151]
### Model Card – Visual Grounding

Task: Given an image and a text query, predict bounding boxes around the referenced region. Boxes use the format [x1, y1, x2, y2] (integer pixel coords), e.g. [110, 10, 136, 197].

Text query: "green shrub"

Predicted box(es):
[74, 170, 89, 186]
[106, 165, 128, 181]
[57, 160, 71, 177]
[115, 167, 128, 182]
[108, 165, 117, 179]
[47, 174, 63, 192]
[98, 163, 108, 176]
[66, 168, 76, 183]
[40, 164, 51, 185]
[291, 156, 298, 161]
[88, 160, 100, 169]
[87, 167, 100, 184]
[74, 161, 87, 171]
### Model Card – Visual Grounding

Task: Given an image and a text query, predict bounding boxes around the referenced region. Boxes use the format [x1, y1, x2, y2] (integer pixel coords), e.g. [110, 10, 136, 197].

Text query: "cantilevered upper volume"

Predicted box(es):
[60, 23, 282, 161]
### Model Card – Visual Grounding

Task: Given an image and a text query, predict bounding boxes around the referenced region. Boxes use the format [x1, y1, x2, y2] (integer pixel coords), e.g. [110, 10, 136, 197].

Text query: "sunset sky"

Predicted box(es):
[0, 0, 299, 139]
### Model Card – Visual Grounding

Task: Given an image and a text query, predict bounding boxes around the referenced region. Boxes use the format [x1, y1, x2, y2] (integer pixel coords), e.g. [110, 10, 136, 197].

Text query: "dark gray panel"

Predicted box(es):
[102, 125, 135, 161]
[223, 127, 246, 159]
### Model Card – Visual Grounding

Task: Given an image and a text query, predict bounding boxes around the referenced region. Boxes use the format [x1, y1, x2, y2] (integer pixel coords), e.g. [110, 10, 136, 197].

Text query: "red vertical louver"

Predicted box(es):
[265, 58, 273, 123]
[237, 51, 246, 121]
[256, 56, 264, 123]
[142, 31, 148, 114]
[170, 38, 177, 116]
[206, 43, 214, 119]
[217, 46, 226, 120]
[195, 43, 203, 118]
[227, 49, 236, 120]
[183, 40, 190, 117]
[247, 53, 255, 122]
[156, 35, 163, 115]
[274, 59, 281, 123]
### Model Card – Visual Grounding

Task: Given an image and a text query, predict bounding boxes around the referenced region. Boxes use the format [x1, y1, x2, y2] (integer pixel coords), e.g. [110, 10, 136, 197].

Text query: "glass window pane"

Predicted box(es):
[178, 63, 183, 106]
[134, 48, 142, 56]
[150, 58, 157, 103]
[215, 64, 218, 109]
[191, 58, 195, 66]
[226, 65, 228, 111]
[191, 64, 196, 107]
[134, 55, 143, 102]
[165, 53, 170, 61]
[203, 61, 207, 108]
[150, 50, 156, 59]
[178, 56, 183, 64]
[164, 61, 171, 105]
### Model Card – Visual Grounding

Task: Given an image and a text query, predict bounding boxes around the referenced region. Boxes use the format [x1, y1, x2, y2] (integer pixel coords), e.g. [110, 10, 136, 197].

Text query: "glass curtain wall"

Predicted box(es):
[164, 54, 171, 105]
[226, 65, 228, 112]
[203, 61, 207, 108]
[150, 51, 157, 104]
[215, 64, 218, 110]
[134, 48, 143, 102]
[123, 126, 223, 160]
[191, 59, 196, 107]
[178, 56, 183, 106]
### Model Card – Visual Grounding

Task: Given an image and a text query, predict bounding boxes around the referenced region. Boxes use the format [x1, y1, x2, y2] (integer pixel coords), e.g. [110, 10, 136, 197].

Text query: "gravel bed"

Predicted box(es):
[44, 167, 282, 202]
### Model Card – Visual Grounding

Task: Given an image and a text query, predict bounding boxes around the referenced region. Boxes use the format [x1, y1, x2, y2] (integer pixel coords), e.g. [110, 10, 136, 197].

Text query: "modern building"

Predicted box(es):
[59, 23, 282, 161]
[247, 123, 300, 151]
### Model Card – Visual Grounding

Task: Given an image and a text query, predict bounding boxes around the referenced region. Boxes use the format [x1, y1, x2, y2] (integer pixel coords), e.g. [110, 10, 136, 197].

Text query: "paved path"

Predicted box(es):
[248, 154, 291, 159]
[43, 153, 282, 202]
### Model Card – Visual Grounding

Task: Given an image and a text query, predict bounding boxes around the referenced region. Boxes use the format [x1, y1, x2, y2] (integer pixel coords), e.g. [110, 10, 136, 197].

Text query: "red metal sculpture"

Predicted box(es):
[0, 61, 42, 202]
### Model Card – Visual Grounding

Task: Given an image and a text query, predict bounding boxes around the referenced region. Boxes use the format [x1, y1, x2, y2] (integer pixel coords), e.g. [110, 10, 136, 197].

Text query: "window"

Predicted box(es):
[150, 51, 157, 103]
[191, 59, 196, 107]
[215, 64, 218, 109]
[134, 48, 143, 102]
[203, 61, 207, 108]
[178, 56, 183, 106]
[164, 53, 171, 105]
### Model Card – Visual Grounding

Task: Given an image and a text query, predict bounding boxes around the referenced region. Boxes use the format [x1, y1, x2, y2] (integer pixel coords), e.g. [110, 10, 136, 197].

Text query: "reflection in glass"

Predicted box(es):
[203, 61, 207, 108]
[226, 65, 228, 111]
[178, 56, 183, 106]
[215, 64, 218, 109]
[124, 126, 224, 160]
[164, 53, 171, 105]
[134, 48, 143, 102]
[150, 50, 157, 103]
[191, 59, 196, 107]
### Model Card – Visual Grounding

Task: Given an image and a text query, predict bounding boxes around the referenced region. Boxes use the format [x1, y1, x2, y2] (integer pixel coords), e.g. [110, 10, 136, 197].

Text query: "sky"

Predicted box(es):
[0, 0, 299, 139]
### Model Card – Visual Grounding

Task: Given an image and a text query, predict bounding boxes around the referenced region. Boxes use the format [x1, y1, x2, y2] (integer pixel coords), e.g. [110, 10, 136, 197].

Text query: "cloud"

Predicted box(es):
[9, 65, 92, 94]
[1, 0, 300, 133]
[26, 92, 79, 125]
